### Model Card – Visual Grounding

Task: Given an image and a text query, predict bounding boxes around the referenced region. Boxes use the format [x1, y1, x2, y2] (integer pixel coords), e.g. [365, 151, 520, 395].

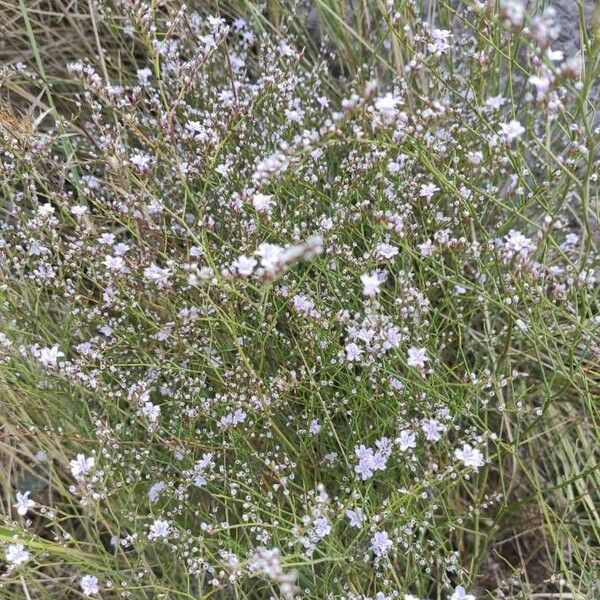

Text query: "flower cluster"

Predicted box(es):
[0, 0, 597, 598]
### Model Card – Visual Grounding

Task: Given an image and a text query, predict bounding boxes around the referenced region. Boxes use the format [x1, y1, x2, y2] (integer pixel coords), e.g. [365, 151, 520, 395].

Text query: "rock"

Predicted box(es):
[551, 0, 595, 57]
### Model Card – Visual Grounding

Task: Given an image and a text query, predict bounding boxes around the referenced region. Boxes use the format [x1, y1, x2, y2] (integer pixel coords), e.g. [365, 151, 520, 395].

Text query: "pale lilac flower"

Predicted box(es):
[309, 419, 321, 436]
[252, 193, 274, 213]
[140, 401, 160, 423]
[389, 377, 404, 391]
[500, 0, 525, 26]
[129, 150, 153, 174]
[255, 243, 284, 274]
[346, 507, 365, 528]
[370, 530, 393, 558]
[192, 452, 215, 487]
[5, 543, 30, 566]
[345, 342, 363, 362]
[454, 444, 485, 469]
[418, 239, 434, 257]
[407, 346, 428, 369]
[397, 430, 417, 452]
[114, 243, 130, 256]
[360, 272, 383, 297]
[312, 516, 331, 538]
[232, 255, 257, 276]
[354, 445, 377, 480]
[422, 419, 443, 442]
[98, 233, 115, 245]
[70, 205, 88, 217]
[382, 325, 403, 350]
[354, 438, 391, 480]
[529, 74, 551, 96]
[137, 67, 152, 86]
[103, 255, 126, 272]
[148, 519, 171, 541]
[486, 95, 506, 109]
[505, 230, 534, 256]
[374, 93, 401, 120]
[14, 491, 35, 516]
[375, 242, 398, 260]
[450, 586, 476, 600]
[34, 345, 64, 368]
[419, 183, 439, 200]
[499, 120, 525, 142]
[80, 575, 100, 596]
[292, 294, 316, 316]
[148, 481, 167, 503]
[143, 264, 172, 287]
[219, 409, 247, 429]
[70, 454, 95, 480]
[428, 29, 451, 55]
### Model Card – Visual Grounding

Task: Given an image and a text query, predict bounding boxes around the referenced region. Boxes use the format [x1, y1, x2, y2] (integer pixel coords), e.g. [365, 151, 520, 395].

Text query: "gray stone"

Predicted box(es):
[551, 0, 595, 57]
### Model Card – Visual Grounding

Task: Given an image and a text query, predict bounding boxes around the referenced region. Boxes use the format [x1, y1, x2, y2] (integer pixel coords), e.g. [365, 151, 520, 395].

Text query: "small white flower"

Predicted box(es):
[14, 491, 35, 516]
[499, 120, 525, 142]
[252, 193, 274, 213]
[137, 67, 152, 86]
[407, 346, 428, 369]
[98, 233, 115, 245]
[454, 444, 485, 469]
[546, 48, 563, 62]
[70, 205, 88, 217]
[34, 345, 64, 368]
[370, 530, 393, 557]
[309, 419, 321, 436]
[103, 255, 126, 272]
[375, 242, 398, 260]
[450, 586, 476, 600]
[505, 230, 534, 256]
[148, 519, 171, 541]
[232, 255, 257, 276]
[515, 318, 529, 332]
[360, 272, 383, 297]
[345, 342, 363, 362]
[148, 481, 167, 503]
[419, 183, 439, 200]
[80, 575, 100, 596]
[397, 430, 416, 452]
[312, 516, 331, 539]
[140, 401, 160, 423]
[346, 507, 365, 528]
[374, 93, 401, 120]
[255, 242, 284, 274]
[143, 264, 171, 287]
[428, 29, 451, 55]
[37, 203, 55, 217]
[486, 95, 506, 109]
[70, 454, 95, 480]
[5, 543, 30, 566]
[418, 239, 434, 257]
[422, 419, 443, 442]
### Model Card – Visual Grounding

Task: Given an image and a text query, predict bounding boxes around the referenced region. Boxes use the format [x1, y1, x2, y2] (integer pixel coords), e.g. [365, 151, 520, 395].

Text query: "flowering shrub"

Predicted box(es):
[0, 1, 598, 598]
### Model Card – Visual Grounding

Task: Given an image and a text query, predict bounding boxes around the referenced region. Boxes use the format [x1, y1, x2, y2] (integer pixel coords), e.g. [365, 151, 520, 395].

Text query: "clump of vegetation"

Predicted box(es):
[0, 1, 598, 598]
